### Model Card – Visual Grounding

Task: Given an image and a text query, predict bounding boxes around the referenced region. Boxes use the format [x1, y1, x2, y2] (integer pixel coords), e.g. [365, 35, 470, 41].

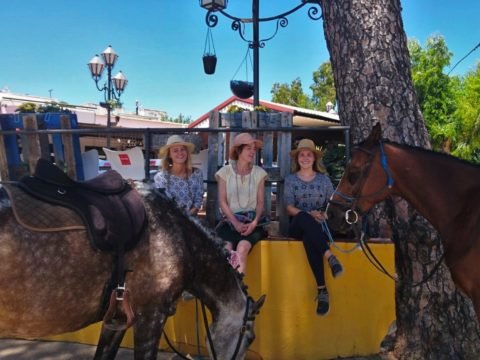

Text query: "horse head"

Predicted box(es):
[327, 123, 394, 234]
[208, 293, 266, 360]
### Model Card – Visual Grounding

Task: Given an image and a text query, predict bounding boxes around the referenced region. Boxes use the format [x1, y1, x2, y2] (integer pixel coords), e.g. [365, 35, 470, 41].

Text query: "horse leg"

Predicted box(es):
[93, 326, 127, 360]
[133, 309, 167, 360]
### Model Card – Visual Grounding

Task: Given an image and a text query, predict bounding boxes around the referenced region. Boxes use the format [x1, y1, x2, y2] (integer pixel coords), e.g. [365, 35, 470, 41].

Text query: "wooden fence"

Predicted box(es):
[0, 111, 349, 235]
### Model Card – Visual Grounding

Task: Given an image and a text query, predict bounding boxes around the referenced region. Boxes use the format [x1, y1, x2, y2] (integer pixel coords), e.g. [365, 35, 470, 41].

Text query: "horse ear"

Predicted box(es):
[251, 294, 267, 315]
[366, 123, 382, 144]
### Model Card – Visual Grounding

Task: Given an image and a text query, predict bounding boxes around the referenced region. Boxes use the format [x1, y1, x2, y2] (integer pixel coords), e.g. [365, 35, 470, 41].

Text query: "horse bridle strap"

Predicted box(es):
[201, 296, 252, 360]
[331, 140, 395, 224]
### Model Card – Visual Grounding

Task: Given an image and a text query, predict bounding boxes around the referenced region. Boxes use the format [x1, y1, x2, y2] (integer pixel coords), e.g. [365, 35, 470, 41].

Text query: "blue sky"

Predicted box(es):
[1, 1, 479, 120]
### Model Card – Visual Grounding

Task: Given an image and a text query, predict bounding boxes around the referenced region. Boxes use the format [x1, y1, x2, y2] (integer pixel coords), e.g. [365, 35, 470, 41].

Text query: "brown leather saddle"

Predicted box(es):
[19, 158, 146, 252]
[18, 158, 147, 330]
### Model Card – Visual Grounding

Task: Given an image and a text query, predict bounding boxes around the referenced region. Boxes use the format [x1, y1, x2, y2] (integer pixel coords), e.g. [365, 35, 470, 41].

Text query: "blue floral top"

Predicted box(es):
[283, 172, 334, 212]
[154, 168, 204, 211]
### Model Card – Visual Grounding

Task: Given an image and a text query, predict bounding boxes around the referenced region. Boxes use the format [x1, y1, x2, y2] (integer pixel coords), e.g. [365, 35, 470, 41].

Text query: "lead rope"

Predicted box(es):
[321, 220, 360, 254]
[353, 214, 446, 287]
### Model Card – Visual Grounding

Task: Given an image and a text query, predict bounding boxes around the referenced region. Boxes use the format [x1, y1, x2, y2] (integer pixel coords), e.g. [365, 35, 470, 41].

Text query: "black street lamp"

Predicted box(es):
[200, 0, 321, 107]
[87, 45, 128, 147]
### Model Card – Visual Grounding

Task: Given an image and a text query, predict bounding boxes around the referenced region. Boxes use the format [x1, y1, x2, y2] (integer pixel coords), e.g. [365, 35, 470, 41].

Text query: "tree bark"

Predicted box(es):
[319, 0, 480, 358]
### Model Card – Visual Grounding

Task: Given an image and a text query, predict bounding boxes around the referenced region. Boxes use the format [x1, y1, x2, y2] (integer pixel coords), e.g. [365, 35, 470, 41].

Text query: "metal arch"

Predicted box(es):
[204, 1, 322, 46]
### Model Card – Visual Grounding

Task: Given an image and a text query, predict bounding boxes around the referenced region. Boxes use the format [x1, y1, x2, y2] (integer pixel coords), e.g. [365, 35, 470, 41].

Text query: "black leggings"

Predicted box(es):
[289, 211, 330, 287]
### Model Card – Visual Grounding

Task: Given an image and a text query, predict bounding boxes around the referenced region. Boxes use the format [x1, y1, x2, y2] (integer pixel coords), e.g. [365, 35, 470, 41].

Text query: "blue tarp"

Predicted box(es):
[0, 113, 84, 180]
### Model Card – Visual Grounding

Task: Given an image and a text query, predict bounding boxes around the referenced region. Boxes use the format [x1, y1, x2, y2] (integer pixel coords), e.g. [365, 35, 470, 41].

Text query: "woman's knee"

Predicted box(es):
[237, 240, 252, 255]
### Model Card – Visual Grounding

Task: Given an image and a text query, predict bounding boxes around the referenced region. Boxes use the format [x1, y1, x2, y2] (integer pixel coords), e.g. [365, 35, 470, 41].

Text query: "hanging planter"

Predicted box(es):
[203, 55, 217, 75]
[230, 47, 254, 98]
[202, 28, 217, 75]
[230, 80, 254, 99]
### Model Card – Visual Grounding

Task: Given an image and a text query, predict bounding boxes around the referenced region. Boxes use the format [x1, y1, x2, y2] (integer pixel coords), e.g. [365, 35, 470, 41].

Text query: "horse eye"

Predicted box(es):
[347, 171, 360, 184]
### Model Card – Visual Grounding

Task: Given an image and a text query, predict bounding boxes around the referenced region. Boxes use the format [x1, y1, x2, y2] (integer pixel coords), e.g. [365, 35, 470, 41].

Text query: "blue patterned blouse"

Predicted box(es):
[283, 172, 334, 212]
[154, 168, 204, 211]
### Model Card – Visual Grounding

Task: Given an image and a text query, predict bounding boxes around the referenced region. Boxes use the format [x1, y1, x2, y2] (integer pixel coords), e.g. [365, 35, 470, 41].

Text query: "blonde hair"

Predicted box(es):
[160, 146, 193, 175]
[291, 149, 327, 174]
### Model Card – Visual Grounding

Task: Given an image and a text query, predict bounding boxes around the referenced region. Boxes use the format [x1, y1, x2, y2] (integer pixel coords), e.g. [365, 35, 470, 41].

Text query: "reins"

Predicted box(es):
[164, 294, 251, 360]
[329, 140, 446, 288]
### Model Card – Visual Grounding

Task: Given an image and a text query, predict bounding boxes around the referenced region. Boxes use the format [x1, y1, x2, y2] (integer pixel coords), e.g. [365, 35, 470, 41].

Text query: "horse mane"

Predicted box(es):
[357, 139, 480, 170]
[137, 183, 245, 288]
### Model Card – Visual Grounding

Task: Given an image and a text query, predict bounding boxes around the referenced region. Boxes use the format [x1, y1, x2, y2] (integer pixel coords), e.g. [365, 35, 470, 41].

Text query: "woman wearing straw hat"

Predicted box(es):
[215, 133, 268, 274]
[154, 135, 204, 216]
[284, 138, 343, 316]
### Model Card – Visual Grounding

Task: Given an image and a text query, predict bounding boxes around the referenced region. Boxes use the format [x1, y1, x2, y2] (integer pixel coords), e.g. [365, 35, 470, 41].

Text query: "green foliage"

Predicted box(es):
[167, 113, 192, 124]
[16, 101, 72, 113]
[253, 105, 271, 112]
[409, 35, 480, 162]
[450, 63, 480, 161]
[106, 99, 122, 110]
[311, 62, 337, 111]
[408, 36, 456, 151]
[270, 78, 313, 108]
[16, 102, 37, 113]
[322, 143, 346, 186]
[226, 105, 247, 113]
[37, 101, 72, 113]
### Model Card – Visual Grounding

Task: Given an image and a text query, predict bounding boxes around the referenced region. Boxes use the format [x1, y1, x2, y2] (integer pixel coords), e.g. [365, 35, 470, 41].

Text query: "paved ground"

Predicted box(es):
[0, 339, 383, 359]
[0, 339, 179, 360]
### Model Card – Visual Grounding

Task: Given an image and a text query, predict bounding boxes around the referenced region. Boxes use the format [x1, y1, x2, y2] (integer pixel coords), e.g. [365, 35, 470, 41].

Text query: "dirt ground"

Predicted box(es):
[0, 339, 384, 359]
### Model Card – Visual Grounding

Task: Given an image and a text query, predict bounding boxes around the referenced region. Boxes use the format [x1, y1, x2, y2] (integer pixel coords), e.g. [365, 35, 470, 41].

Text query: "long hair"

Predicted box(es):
[291, 150, 326, 174]
[160, 146, 193, 175]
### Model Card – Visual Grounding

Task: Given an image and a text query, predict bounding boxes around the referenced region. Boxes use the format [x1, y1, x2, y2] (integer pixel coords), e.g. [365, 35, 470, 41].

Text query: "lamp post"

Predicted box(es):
[87, 45, 128, 147]
[200, 0, 321, 107]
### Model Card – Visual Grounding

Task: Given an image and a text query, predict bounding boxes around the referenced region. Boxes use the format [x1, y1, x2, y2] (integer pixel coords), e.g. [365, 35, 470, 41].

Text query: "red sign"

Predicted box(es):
[118, 154, 131, 166]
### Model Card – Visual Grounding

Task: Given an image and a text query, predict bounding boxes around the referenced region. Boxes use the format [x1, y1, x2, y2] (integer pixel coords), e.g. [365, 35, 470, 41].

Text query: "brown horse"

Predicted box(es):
[0, 180, 265, 359]
[327, 123, 480, 320]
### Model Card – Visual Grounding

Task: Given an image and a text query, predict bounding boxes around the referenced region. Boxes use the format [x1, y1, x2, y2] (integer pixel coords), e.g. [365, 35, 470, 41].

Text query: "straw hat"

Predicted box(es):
[229, 133, 263, 159]
[289, 138, 323, 158]
[159, 135, 195, 158]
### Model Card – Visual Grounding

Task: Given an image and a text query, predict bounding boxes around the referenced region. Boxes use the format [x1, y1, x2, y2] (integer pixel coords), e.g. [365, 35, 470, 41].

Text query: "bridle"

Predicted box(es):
[329, 141, 445, 287]
[202, 294, 255, 360]
[329, 140, 394, 225]
[163, 288, 255, 360]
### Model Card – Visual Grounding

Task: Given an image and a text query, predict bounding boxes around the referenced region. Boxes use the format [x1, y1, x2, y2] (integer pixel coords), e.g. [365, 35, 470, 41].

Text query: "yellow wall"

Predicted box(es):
[46, 240, 395, 360]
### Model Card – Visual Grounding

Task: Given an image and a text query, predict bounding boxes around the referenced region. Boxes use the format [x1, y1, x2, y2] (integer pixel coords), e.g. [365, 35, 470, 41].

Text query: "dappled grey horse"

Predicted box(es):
[0, 174, 264, 359]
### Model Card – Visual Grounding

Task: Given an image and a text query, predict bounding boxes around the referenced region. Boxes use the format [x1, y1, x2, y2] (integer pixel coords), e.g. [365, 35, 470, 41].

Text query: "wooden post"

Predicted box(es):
[22, 115, 41, 176]
[256, 111, 274, 218]
[60, 115, 77, 179]
[0, 123, 9, 181]
[277, 112, 293, 236]
[206, 111, 223, 227]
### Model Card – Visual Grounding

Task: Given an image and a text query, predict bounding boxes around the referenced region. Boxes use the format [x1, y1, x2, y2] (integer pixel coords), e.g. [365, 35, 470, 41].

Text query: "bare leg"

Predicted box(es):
[224, 241, 233, 252]
[236, 240, 252, 274]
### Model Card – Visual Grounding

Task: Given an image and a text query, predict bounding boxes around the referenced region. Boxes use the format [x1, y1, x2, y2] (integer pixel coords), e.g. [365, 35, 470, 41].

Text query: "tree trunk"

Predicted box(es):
[320, 0, 480, 358]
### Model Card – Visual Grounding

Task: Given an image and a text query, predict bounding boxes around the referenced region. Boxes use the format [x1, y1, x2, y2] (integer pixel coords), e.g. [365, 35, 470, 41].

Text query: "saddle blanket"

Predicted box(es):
[3, 184, 85, 232]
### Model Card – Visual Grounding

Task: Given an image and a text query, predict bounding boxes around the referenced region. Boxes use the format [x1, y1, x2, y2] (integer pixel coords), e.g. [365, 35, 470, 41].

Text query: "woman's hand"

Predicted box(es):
[233, 219, 248, 234]
[241, 219, 258, 236]
[309, 210, 327, 223]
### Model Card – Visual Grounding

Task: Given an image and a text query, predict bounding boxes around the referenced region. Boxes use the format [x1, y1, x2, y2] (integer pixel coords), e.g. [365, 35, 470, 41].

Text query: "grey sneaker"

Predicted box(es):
[328, 255, 344, 278]
[316, 288, 329, 316]
[181, 291, 195, 301]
